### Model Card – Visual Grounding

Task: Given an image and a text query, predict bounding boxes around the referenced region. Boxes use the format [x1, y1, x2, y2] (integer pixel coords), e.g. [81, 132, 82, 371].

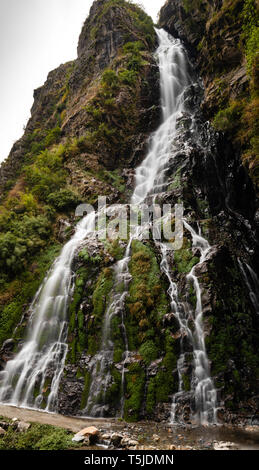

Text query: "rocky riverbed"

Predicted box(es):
[0, 405, 259, 450]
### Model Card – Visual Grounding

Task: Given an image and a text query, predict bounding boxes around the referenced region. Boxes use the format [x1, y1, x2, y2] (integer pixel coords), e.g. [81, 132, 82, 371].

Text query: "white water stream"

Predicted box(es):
[0, 29, 218, 423]
[0, 213, 95, 410]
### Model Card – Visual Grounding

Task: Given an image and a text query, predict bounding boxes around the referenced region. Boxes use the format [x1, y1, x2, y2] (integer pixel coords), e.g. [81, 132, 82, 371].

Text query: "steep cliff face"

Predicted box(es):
[0, 0, 258, 425]
[0, 0, 159, 355]
[159, 0, 259, 190]
[158, 0, 259, 422]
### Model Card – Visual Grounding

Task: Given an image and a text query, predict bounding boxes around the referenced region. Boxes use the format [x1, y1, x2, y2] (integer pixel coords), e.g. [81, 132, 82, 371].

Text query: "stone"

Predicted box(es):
[0, 427, 6, 435]
[152, 434, 160, 442]
[77, 426, 99, 437]
[213, 441, 238, 450]
[2, 339, 15, 351]
[0, 421, 9, 431]
[17, 421, 31, 432]
[72, 426, 99, 443]
[72, 434, 85, 443]
[110, 433, 123, 446]
[129, 440, 139, 446]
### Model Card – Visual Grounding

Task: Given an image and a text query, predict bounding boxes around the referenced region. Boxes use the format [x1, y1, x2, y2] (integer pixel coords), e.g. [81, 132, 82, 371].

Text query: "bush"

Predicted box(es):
[212, 101, 244, 132]
[0, 215, 51, 274]
[139, 340, 159, 364]
[24, 146, 66, 200]
[0, 422, 81, 450]
[47, 188, 81, 211]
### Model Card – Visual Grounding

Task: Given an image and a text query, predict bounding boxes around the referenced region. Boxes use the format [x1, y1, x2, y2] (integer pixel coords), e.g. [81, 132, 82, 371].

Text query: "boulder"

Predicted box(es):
[17, 421, 31, 432]
[72, 426, 99, 444]
[110, 432, 123, 446]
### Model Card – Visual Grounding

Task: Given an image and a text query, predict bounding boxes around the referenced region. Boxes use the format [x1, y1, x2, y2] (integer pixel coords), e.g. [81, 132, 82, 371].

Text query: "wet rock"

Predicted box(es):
[213, 441, 238, 450]
[110, 432, 123, 446]
[2, 339, 15, 351]
[0, 421, 9, 431]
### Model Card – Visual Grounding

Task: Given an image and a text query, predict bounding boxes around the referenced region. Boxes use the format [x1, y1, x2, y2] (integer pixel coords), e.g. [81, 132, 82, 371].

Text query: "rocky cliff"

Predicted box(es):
[0, 0, 159, 343]
[159, 0, 259, 191]
[0, 0, 258, 425]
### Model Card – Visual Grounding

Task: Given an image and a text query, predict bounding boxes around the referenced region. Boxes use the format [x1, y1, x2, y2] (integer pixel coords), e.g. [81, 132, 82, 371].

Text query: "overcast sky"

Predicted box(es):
[0, 0, 163, 164]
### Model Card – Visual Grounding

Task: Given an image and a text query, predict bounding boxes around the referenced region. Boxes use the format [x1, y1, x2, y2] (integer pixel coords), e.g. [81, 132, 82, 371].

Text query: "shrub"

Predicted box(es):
[47, 188, 80, 211]
[212, 101, 244, 132]
[139, 340, 159, 364]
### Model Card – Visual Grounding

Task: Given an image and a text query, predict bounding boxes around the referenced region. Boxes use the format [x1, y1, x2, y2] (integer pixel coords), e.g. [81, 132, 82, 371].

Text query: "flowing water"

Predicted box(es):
[0, 29, 218, 423]
[238, 260, 259, 316]
[0, 212, 96, 410]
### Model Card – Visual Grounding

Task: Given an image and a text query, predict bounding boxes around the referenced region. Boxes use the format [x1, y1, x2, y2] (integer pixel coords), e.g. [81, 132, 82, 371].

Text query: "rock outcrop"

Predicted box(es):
[0, 0, 258, 425]
[159, 0, 259, 190]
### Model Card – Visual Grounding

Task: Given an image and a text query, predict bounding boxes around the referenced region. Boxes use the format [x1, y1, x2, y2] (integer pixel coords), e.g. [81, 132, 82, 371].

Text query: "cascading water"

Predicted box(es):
[131, 29, 191, 205]
[83, 29, 194, 417]
[82, 238, 132, 417]
[238, 260, 259, 316]
[0, 28, 217, 423]
[0, 212, 95, 410]
[183, 221, 217, 424]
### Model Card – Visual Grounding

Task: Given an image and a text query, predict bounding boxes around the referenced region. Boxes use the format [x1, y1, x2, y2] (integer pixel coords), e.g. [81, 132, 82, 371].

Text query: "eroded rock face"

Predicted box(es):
[0, 0, 160, 192]
[0, 0, 258, 425]
[159, 0, 248, 117]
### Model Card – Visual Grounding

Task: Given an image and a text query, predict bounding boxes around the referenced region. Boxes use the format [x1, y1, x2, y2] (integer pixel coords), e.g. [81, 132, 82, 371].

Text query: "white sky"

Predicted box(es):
[0, 0, 163, 163]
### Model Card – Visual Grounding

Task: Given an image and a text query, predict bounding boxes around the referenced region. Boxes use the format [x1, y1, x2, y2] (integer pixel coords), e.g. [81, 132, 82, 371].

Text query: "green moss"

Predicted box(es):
[126, 240, 169, 350]
[124, 362, 145, 421]
[111, 315, 125, 363]
[86, 268, 114, 355]
[146, 378, 156, 415]
[139, 340, 159, 365]
[0, 243, 61, 346]
[242, 0, 259, 74]
[212, 100, 244, 132]
[173, 238, 199, 274]
[205, 261, 259, 405]
[104, 367, 122, 407]
[104, 239, 125, 261]
[80, 371, 91, 409]
[182, 374, 191, 392]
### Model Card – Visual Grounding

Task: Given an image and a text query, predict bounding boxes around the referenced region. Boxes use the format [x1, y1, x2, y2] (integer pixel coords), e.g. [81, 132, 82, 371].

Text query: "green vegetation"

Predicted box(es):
[0, 421, 82, 450]
[242, 0, 259, 74]
[212, 100, 244, 133]
[124, 362, 145, 421]
[91, 0, 155, 48]
[0, 243, 61, 346]
[173, 237, 199, 274]
[86, 267, 114, 355]
[206, 261, 259, 405]
[126, 240, 169, 351]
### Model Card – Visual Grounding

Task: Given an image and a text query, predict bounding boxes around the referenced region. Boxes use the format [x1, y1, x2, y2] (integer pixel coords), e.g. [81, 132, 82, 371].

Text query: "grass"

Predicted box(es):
[0, 420, 82, 450]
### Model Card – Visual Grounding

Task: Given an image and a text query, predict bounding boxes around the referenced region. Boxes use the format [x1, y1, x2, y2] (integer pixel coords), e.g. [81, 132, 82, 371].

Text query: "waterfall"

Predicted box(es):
[131, 29, 190, 205]
[0, 212, 95, 410]
[83, 29, 193, 417]
[238, 260, 259, 315]
[82, 239, 132, 417]
[0, 28, 217, 423]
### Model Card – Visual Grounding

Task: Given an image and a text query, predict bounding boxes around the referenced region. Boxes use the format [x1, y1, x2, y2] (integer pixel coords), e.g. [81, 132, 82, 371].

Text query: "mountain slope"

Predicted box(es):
[0, 0, 258, 424]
